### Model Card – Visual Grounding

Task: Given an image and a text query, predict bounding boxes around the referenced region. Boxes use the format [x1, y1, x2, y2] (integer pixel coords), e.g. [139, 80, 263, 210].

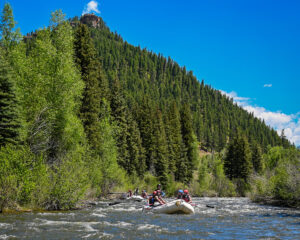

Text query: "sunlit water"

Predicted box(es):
[0, 198, 299, 239]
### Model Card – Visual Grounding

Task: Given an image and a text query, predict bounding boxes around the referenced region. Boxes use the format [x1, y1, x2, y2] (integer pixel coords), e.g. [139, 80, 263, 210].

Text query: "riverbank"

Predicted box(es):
[1, 194, 300, 215]
[0, 192, 125, 214]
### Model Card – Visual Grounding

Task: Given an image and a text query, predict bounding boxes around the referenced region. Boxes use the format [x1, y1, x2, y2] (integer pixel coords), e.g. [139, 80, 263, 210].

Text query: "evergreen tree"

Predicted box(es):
[74, 23, 101, 149]
[180, 103, 198, 183]
[251, 142, 263, 173]
[0, 52, 20, 146]
[135, 96, 156, 171]
[224, 133, 252, 181]
[110, 75, 130, 171]
[127, 113, 146, 176]
[165, 101, 182, 175]
[96, 99, 126, 194]
[152, 108, 168, 186]
[280, 129, 290, 148]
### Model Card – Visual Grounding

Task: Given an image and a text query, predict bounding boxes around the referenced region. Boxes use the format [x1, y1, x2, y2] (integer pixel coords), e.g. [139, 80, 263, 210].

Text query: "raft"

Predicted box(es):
[127, 195, 144, 202]
[109, 195, 145, 206]
[143, 200, 195, 214]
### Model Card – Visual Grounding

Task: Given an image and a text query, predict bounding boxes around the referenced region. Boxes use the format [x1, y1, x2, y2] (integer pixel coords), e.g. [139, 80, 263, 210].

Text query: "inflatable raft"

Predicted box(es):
[127, 195, 144, 202]
[143, 200, 195, 214]
[109, 195, 145, 206]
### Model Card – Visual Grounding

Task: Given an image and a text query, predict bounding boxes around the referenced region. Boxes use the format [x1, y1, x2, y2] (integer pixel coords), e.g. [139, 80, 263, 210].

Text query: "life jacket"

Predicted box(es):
[183, 194, 190, 202]
[148, 196, 157, 205]
[155, 189, 165, 197]
[177, 194, 183, 199]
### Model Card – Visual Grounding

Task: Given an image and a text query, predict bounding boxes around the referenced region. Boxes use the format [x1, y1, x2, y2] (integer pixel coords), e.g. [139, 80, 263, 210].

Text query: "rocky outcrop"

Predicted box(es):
[80, 14, 101, 28]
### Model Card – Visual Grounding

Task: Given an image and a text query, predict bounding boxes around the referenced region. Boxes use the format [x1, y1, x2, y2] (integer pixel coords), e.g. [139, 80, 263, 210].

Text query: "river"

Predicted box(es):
[0, 198, 299, 239]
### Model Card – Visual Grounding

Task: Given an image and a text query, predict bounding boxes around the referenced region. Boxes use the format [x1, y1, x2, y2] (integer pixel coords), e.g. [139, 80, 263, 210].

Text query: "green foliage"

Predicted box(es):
[0, 145, 45, 211]
[12, 12, 85, 163]
[0, 3, 21, 51]
[142, 172, 159, 194]
[251, 142, 263, 173]
[263, 146, 298, 170]
[50, 9, 65, 28]
[0, 51, 20, 146]
[224, 133, 252, 181]
[224, 133, 253, 196]
[74, 23, 101, 149]
[152, 109, 169, 186]
[44, 152, 89, 210]
[88, 18, 288, 155]
[127, 113, 146, 176]
[178, 104, 199, 183]
[251, 147, 300, 207]
[96, 103, 127, 194]
[165, 101, 182, 174]
[110, 76, 130, 170]
[197, 153, 236, 197]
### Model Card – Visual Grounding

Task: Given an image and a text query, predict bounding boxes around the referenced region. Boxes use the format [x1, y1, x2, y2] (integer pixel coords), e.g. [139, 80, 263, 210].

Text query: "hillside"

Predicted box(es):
[74, 14, 288, 152]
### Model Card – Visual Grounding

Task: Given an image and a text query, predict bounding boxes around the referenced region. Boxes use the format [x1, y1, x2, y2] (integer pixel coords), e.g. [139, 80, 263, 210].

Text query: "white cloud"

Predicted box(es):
[220, 91, 250, 107]
[82, 1, 100, 15]
[263, 84, 272, 88]
[221, 90, 300, 146]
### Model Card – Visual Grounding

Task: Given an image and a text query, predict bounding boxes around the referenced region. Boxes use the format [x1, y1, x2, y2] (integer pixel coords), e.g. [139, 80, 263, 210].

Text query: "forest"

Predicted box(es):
[0, 4, 299, 212]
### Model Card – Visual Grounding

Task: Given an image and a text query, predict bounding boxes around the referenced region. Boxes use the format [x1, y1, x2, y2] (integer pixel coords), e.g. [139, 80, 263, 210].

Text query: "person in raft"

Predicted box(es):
[182, 189, 192, 203]
[141, 190, 148, 199]
[177, 189, 184, 199]
[148, 191, 165, 206]
[155, 184, 166, 197]
[127, 189, 133, 197]
[134, 187, 139, 196]
[156, 190, 166, 204]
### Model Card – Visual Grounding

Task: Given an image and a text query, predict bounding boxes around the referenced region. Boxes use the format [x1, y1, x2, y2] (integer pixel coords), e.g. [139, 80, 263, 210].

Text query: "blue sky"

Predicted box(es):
[3, 0, 300, 145]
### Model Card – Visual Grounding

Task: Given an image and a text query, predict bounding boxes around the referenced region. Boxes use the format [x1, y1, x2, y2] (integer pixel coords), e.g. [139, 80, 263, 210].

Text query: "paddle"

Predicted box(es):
[191, 203, 215, 208]
[206, 204, 215, 208]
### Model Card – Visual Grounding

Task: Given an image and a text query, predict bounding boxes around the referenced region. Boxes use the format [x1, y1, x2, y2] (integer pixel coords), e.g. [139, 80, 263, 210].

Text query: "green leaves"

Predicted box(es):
[0, 51, 20, 147]
[251, 147, 300, 207]
[224, 133, 252, 181]
[0, 3, 21, 51]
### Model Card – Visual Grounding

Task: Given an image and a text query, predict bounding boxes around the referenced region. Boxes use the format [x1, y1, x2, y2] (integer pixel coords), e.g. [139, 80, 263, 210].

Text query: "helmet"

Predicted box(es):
[153, 191, 157, 195]
[184, 189, 189, 194]
[178, 189, 184, 194]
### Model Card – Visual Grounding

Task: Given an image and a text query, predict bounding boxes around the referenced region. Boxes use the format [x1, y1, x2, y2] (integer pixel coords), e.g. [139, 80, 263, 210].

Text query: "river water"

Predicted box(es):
[0, 198, 299, 239]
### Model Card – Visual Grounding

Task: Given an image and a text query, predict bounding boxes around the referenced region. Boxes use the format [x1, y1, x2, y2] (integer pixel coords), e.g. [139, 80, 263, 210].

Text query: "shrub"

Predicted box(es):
[43, 152, 89, 210]
[0, 145, 46, 210]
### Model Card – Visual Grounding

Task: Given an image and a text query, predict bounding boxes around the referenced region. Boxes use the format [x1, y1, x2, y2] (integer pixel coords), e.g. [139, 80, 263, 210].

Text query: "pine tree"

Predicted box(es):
[251, 142, 263, 173]
[74, 23, 101, 149]
[280, 129, 290, 148]
[224, 133, 252, 181]
[0, 53, 20, 146]
[110, 75, 130, 170]
[165, 101, 182, 175]
[152, 108, 168, 186]
[127, 113, 146, 176]
[135, 96, 155, 171]
[180, 103, 198, 183]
